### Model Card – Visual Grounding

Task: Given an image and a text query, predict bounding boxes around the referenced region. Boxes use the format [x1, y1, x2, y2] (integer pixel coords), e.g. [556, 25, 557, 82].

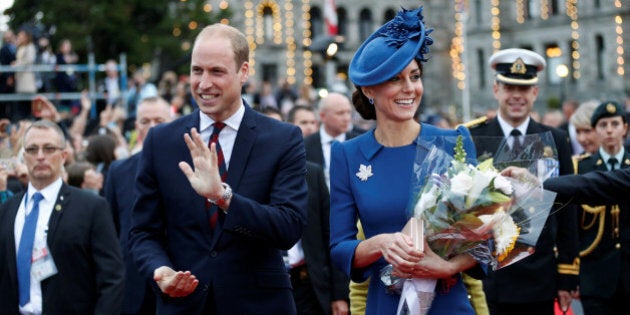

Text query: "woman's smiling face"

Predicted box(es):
[363, 60, 424, 123]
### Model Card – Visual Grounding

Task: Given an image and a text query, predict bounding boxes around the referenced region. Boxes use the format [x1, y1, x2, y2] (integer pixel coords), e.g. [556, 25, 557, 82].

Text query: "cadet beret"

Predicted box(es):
[349, 7, 433, 87]
[489, 48, 546, 86]
[591, 101, 626, 127]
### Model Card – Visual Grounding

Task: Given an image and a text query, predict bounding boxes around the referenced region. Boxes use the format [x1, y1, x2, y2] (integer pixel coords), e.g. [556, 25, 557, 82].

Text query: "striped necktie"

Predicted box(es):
[208, 122, 227, 228]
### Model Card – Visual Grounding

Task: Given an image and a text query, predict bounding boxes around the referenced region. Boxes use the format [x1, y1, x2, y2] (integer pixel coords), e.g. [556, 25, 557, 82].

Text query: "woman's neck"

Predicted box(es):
[374, 120, 421, 147]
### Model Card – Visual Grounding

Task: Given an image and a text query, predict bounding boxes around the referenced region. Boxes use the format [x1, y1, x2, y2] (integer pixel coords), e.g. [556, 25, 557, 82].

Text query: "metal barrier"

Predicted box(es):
[0, 53, 128, 119]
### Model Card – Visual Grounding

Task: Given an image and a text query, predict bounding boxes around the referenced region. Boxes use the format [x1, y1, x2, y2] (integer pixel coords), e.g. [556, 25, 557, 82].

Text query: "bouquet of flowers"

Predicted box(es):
[393, 135, 558, 315]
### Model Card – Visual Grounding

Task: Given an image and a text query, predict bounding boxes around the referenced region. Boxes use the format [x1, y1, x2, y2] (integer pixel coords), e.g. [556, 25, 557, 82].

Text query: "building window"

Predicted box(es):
[545, 43, 564, 85]
[262, 64, 278, 86]
[359, 9, 372, 42]
[477, 49, 486, 89]
[475, 0, 483, 26]
[310, 7, 323, 39]
[596, 34, 605, 80]
[338, 7, 348, 37]
[384, 8, 396, 22]
[263, 6, 274, 42]
[550, 0, 560, 16]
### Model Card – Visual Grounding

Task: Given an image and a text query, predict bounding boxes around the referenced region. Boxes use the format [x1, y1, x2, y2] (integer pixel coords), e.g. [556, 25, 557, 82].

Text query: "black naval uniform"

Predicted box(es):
[576, 151, 630, 315]
[545, 168, 630, 205]
[469, 118, 580, 315]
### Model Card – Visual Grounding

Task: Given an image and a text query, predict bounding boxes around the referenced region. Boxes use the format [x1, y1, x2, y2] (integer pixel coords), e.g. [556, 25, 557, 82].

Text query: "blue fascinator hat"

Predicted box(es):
[349, 6, 433, 87]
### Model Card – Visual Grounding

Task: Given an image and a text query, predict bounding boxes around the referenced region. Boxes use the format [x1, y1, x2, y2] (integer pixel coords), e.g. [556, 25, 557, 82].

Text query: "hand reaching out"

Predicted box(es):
[153, 266, 199, 298]
[32, 95, 61, 122]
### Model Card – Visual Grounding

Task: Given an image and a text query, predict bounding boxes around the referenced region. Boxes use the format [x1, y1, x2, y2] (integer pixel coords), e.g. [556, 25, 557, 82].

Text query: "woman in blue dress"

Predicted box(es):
[329, 7, 484, 315]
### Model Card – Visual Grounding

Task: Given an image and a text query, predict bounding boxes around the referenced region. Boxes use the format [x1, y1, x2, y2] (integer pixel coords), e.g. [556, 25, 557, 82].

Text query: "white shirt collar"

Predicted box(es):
[497, 114, 529, 138]
[599, 146, 625, 168]
[199, 101, 245, 133]
[319, 127, 345, 144]
[26, 177, 63, 206]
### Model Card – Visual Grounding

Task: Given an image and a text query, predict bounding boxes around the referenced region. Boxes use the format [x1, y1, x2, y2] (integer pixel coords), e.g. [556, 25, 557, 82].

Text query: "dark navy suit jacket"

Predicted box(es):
[0, 183, 124, 314]
[105, 153, 155, 314]
[545, 168, 630, 204]
[129, 105, 308, 314]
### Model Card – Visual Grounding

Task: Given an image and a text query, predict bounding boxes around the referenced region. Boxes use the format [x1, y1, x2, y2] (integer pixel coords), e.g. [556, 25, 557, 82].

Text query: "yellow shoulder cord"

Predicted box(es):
[579, 205, 606, 257]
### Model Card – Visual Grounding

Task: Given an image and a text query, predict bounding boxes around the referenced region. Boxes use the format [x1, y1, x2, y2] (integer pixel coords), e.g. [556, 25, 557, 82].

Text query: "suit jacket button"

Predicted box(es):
[210, 251, 218, 257]
[203, 284, 209, 291]
[615, 243, 621, 249]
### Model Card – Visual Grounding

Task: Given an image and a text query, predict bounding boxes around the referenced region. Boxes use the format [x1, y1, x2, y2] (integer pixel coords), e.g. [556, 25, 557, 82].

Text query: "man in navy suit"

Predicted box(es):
[304, 92, 361, 188]
[128, 23, 308, 314]
[0, 120, 124, 314]
[105, 96, 172, 315]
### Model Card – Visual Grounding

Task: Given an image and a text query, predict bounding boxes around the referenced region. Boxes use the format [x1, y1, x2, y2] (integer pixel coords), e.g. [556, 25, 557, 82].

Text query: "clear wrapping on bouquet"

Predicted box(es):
[388, 133, 560, 315]
[408, 133, 559, 269]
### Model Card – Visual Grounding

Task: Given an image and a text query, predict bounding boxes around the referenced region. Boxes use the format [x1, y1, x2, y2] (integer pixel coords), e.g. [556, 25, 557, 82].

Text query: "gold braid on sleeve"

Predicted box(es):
[557, 257, 580, 276]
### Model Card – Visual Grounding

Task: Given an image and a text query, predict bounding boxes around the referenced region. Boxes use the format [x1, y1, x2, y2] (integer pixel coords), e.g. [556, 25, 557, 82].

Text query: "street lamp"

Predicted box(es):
[556, 64, 569, 103]
[308, 35, 341, 90]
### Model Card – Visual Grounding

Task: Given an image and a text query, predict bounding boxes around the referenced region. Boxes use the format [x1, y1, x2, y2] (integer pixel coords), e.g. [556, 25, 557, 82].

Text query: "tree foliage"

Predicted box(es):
[5, 0, 232, 76]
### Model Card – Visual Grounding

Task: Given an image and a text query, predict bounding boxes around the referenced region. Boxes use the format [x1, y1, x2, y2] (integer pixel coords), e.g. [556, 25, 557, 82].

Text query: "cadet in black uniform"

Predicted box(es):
[574, 101, 630, 315]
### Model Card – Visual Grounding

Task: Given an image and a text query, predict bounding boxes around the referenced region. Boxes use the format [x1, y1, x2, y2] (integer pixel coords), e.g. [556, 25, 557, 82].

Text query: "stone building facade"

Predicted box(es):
[226, 0, 629, 120]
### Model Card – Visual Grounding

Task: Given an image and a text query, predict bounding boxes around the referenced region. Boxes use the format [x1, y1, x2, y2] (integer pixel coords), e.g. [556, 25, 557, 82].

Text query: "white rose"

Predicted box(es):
[466, 170, 494, 207]
[450, 171, 473, 196]
[493, 175, 513, 195]
[414, 185, 439, 215]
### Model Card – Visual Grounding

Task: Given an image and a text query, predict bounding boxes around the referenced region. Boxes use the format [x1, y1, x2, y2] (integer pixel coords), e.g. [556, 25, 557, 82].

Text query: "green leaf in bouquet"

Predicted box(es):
[476, 158, 496, 172]
[488, 191, 512, 203]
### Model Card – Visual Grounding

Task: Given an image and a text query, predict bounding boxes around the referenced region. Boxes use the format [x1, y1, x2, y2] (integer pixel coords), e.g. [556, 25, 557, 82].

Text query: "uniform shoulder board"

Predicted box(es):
[459, 116, 488, 129]
[575, 152, 591, 161]
[572, 152, 591, 174]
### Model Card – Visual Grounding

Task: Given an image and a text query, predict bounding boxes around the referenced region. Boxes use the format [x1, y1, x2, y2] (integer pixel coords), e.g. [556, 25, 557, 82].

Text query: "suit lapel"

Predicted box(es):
[209, 106, 258, 248]
[4, 194, 25, 289]
[46, 184, 71, 246]
[227, 106, 257, 190]
[313, 133, 325, 166]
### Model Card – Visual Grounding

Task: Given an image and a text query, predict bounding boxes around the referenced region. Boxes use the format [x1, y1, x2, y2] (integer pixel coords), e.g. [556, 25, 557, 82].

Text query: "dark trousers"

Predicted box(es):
[581, 287, 628, 315]
[290, 265, 325, 315]
[487, 299, 554, 315]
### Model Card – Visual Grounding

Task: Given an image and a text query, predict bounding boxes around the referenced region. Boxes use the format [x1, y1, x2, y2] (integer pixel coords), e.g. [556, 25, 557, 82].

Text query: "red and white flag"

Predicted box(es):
[324, 0, 338, 35]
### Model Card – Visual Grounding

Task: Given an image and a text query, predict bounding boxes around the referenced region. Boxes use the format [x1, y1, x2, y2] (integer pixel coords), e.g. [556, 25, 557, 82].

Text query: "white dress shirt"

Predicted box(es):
[319, 127, 346, 189]
[15, 178, 63, 315]
[199, 103, 245, 169]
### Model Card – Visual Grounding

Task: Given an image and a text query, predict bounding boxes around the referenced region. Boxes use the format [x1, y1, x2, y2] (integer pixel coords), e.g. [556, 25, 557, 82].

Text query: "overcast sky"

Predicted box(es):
[0, 0, 14, 32]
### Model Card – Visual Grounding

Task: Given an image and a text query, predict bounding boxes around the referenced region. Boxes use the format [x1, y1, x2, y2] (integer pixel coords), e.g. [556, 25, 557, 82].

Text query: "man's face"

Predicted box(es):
[595, 116, 627, 152]
[135, 102, 172, 143]
[293, 109, 318, 137]
[320, 95, 352, 137]
[190, 34, 248, 122]
[494, 82, 538, 126]
[23, 127, 67, 187]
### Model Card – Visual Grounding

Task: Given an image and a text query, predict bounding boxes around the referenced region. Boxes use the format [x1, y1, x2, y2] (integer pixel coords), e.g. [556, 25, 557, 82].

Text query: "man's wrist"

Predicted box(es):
[207, 182, 232, 207]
